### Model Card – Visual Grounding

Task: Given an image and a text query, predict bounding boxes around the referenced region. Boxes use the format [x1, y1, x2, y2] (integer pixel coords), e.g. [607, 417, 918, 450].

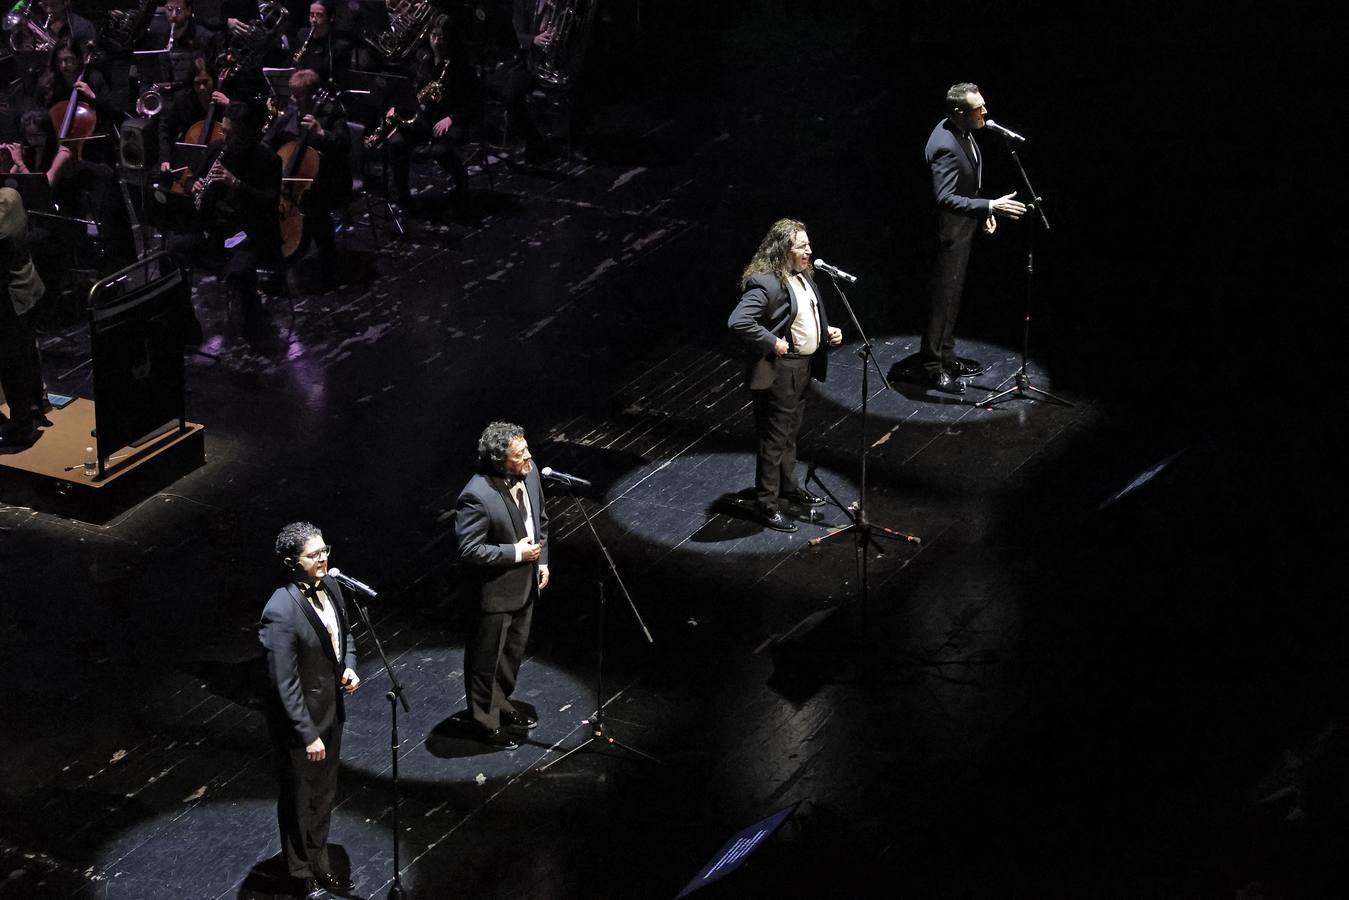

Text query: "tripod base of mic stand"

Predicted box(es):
[538, 718, 661, 772]
[809, 519, 920, 548]
[979, 370, 1074, 408]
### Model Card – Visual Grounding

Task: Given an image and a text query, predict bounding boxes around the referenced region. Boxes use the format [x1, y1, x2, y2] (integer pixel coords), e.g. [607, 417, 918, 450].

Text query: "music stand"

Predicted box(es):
[261, 67, 296, 102]
[131, 49, 173, 87]
[2, 172, 58, 214]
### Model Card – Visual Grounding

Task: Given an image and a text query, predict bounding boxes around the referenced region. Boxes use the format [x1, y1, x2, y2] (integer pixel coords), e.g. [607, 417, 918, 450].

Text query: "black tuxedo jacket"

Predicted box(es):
[727, 271, 830, 390]
[925, 118, 991, 244]
[259, 575, 357, 746]
[455, 467, 549, 614]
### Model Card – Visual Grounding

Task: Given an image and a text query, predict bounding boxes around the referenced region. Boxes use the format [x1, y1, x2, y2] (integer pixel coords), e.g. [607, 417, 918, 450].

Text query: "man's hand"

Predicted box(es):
[990, 191, 1026, 219]
[774, 337, 789, 355]
[227, 18, 255, 37]
[827, 325, 843, 346]
[301, 114, 324, 139]
[306, 736, 326, 761]
[983, 215, 997, 234]
[211, 90, 231, 106]
[74, 80, 94, 100]
[341, 668, 361, 693]
[432, 116, 452, 137]
[538, 564, 550, 590]
[516, 538, 542, 562]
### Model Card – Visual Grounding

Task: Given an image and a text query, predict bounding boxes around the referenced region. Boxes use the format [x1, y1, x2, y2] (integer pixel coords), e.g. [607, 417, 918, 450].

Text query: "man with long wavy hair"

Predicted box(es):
[728, 219, 842, 533]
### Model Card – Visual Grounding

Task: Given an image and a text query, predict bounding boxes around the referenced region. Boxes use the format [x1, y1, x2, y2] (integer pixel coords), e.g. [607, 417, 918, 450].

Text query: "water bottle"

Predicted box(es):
[83, 447, 97, 477]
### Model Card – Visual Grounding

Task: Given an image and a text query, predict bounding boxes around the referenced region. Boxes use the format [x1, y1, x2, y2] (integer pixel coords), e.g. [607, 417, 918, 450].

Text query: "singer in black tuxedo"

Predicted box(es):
[921, 82, 1026, 395]
[259, 522, 360, 899]
[455, 421, 550, 748]
[728, 219, 842, 533]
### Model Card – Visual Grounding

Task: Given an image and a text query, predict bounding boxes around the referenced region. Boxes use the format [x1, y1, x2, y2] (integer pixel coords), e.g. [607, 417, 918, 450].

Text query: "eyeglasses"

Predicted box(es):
[300, 545, 333, 561]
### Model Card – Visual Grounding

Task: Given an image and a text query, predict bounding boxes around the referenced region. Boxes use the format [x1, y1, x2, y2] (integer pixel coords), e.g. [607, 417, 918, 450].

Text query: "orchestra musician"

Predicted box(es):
[157, 55, 231, 175]
[262, 68, 348, 266]
[33, 37, 137, 266]
[291, 0, 348, 89]
[194, 100, 281, 339]
[42, 0, 97, 50]
[139, 0, 219, 85]
[1, 109, 74, 186]
[381, 18, 469, 206]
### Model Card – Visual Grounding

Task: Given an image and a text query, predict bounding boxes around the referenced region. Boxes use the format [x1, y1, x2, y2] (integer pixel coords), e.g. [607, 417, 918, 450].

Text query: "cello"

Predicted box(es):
[49, 42, 99, 160]
[274, 88, 330, 259]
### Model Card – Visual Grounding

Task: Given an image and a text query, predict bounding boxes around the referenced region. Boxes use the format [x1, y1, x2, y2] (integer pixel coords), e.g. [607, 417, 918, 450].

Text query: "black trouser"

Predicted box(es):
[274, 721, 343, 879]
[751, 355, 812, 512]
[920, 236, 973, 376]
[386, 126, 469, 200]
[0, 300, 43, 425]
[465, 596, 534, 730]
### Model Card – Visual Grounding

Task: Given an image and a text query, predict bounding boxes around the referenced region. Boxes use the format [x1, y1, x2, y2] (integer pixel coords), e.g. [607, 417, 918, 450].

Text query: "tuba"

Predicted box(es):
[215, 0, 289, 85]
[527, 0, 598, 89]
[364, 0, 435, 63]
[4, 0, 56, 53]
[101, 0, 160, 53]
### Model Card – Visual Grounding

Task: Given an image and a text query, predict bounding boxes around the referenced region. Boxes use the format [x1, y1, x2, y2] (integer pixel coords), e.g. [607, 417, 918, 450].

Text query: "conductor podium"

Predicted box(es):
[0, 253, 205, 523]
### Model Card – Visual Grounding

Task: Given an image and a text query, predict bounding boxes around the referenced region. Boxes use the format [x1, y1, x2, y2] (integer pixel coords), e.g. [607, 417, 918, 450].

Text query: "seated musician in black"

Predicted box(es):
[382, 17, 470, 206]
[140, 0, 219, 86]
[2, 109, 74, 186]
[43, 0, 98, 50]
[292, 0, 349, 89]
[158, 56, 232, 177]
[263, 68, 348, 265]
[34, 38, 136, 266]
[219, 0, 289, 100]
[194, 101, 281, 339]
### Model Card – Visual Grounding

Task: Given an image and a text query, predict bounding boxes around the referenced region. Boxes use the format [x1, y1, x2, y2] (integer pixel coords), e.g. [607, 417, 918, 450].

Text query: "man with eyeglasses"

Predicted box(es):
[454, 421, 550, 750]
[259, 521, 361, 899]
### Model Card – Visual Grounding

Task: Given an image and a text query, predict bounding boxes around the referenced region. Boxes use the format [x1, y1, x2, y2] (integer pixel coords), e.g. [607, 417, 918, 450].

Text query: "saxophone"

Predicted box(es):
[364, 58, 449, 151]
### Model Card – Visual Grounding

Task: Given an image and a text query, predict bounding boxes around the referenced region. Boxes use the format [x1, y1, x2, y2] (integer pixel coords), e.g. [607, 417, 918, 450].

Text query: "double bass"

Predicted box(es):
[274, 88, 331, 259]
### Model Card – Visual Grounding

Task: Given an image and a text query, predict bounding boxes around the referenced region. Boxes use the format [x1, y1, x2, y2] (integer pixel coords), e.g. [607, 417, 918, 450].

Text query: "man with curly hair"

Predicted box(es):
[455, 421, 550, 749]
[728, 219, 843, 533]
[259, 521, 361, 899]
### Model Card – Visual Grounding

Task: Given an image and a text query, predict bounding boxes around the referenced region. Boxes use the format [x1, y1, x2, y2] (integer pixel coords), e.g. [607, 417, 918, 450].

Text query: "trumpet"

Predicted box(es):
[135, 81, 177, 117]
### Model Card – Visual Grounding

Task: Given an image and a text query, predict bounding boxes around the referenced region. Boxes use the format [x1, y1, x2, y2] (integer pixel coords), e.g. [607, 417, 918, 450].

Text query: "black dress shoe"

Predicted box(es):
[473, 726, 519, 750]
[501, 709, 538, 731]
[0, 421, 39, 448]
[762, 509, 799, 533]
[313, 870, 355, 896]
[950, 357, 986, 377]
[782, 489, 826, 507]
[295, 876, 327, 899]
[929, 371, 965, 395]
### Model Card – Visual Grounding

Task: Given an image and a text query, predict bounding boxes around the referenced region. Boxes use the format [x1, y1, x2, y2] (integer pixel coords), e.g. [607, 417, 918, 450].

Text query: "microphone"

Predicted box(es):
[328, 567, 378, 598]
[541, 466, 592, 488]
[812, 259, 858, 283]
[983, 119, 1026, 143]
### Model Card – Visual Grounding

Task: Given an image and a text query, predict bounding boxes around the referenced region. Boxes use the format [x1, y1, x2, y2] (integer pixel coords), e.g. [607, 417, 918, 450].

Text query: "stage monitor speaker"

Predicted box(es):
[120, 117, 157, 171]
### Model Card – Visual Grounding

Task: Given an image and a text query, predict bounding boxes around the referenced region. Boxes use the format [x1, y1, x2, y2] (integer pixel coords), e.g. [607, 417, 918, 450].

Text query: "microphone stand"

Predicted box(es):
[538, 484, 659, 772]
[978, 141, 1073, 408]
[807, 273, 920, 634]
[344, 584, 411, 899]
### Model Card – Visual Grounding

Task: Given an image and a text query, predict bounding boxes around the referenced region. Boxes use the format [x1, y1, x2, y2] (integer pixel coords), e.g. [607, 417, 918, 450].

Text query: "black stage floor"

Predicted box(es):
[1, 5, 1338, 899]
